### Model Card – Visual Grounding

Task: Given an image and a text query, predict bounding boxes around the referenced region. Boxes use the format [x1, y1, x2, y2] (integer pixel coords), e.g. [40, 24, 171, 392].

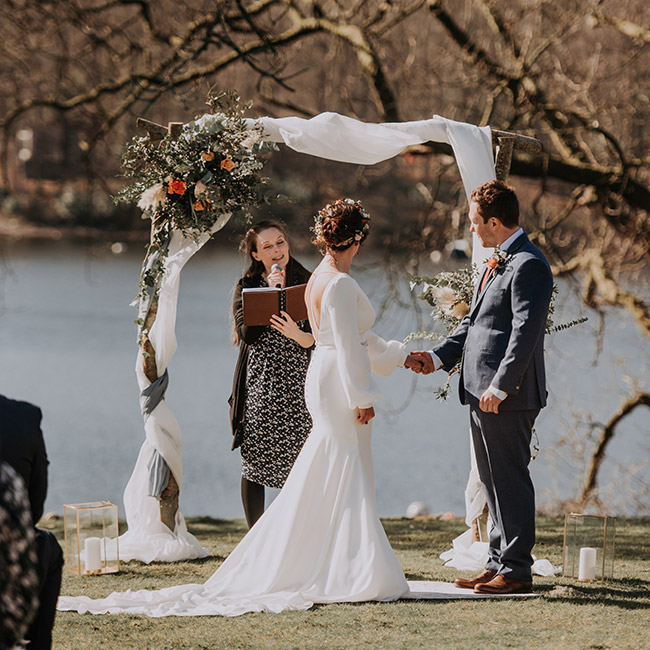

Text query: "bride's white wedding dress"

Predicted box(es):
[58, 272, 408, 617]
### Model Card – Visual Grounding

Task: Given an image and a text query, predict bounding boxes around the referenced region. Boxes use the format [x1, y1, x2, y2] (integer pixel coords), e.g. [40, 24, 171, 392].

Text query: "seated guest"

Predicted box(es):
[0, 395, 63, 650]
[0, 458, 39, 650]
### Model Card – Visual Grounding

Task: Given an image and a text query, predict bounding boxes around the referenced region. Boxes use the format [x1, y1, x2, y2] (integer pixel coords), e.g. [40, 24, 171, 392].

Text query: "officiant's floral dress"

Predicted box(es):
[229, 257, 312, 488]
[241, 321, 312, 487]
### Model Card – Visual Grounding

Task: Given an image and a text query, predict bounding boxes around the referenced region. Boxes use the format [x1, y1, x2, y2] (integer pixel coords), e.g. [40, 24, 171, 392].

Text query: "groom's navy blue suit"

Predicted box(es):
[434, 232, 553, 581]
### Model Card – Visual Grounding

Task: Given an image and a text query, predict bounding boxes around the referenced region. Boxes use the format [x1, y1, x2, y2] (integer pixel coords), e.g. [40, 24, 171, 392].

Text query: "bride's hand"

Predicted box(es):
[270, 311, 315, 348]
[356, 407, 375, 425]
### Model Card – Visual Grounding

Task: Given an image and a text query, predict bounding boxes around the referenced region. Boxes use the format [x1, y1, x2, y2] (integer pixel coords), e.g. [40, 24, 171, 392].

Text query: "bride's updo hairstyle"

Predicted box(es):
[312, 198, 371, 252]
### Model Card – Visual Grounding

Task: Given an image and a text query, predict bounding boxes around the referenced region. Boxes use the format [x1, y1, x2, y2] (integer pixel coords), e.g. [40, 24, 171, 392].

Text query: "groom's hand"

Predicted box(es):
[405, 351, 435, 375]
[479, 389, 503, 414]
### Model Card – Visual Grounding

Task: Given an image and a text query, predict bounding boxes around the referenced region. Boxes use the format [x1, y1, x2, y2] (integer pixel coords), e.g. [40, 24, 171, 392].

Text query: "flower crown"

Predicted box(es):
[312, 198, 371, 246]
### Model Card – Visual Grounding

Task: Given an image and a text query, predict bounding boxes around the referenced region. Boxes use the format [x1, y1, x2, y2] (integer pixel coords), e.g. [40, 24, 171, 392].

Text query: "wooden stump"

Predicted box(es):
[472, 503, 489, 543]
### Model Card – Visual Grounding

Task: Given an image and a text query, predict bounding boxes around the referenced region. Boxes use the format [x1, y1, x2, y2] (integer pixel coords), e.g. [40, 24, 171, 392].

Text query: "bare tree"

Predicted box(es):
[1, 0, 648, 511]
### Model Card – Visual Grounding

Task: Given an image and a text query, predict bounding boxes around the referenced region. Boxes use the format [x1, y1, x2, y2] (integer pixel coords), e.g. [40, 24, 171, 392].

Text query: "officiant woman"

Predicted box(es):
[229, 220, 314, 528]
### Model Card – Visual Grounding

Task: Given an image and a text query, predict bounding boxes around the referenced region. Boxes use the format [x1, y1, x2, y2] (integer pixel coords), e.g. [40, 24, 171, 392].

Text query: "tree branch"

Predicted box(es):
[578, 391, 650, 508]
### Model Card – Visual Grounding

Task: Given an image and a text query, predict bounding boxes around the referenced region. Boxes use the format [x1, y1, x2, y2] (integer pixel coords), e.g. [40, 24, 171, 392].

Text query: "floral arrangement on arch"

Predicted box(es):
[117, 91, 277, 243]
[116, 91, 279, 323]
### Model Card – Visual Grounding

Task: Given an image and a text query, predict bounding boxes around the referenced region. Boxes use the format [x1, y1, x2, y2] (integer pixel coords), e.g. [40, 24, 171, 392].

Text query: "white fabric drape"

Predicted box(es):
[122, 112, 495, 562]
[121, 216, 229, 563]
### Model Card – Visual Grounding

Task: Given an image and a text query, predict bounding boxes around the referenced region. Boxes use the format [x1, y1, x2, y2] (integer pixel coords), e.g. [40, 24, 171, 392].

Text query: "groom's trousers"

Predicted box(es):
[469, 406, 538, 583]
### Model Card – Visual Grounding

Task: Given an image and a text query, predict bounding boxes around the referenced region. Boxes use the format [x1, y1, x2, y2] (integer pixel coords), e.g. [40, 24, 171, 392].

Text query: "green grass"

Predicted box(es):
[50, 516, 650, 650]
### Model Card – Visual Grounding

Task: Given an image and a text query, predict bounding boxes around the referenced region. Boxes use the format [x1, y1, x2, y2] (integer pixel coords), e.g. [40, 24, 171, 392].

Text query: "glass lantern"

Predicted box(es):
[63, 501, 120, 576]
[563, 513, 615, 582]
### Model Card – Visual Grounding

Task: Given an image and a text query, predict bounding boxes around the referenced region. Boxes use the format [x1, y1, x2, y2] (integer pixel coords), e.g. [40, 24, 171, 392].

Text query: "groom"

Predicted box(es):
[409, 180, 553, 594]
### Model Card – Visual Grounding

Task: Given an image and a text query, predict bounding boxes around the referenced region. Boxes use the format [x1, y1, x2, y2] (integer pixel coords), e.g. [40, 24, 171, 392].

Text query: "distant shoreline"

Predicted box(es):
[0, 214, 150, 244]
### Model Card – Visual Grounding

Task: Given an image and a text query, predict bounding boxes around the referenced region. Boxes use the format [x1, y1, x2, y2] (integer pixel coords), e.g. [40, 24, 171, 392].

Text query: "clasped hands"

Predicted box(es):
[404, 351, 435, 375]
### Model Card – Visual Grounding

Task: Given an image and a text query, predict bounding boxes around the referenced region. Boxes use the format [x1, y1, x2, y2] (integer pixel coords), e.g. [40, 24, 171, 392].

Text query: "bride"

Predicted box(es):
[58, 199, 419, 617]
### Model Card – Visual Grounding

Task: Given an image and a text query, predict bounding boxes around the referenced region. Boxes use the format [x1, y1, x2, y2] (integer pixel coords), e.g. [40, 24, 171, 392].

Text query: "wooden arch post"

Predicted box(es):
[137, 118, 184, 531]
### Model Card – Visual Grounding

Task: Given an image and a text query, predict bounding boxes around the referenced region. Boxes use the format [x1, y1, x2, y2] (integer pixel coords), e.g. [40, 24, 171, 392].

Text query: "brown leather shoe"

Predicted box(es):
[474, 574, 533, 594]
[454, 569, 497, 590]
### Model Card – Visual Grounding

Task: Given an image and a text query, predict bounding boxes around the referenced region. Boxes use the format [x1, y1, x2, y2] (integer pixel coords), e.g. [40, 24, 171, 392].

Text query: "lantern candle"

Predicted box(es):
[84, 537, 102, 572]
[578, 547, 597, 581]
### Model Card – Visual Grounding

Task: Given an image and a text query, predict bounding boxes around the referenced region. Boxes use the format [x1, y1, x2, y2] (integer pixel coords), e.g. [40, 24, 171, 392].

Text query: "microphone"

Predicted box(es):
[270, 263, 283, 288]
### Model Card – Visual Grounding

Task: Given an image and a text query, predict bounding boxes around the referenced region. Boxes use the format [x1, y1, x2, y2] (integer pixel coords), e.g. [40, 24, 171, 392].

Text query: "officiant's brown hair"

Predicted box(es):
[470, 180, 519, 228]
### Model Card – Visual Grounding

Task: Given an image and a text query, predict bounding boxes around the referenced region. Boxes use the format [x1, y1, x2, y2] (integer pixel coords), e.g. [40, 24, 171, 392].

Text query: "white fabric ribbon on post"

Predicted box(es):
[120, 216, 229, 562]
[121, 111, 495, 562]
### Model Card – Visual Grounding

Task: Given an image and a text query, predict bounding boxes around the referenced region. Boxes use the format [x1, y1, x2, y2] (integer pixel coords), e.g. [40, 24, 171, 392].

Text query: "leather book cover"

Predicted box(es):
[242, 284, 308, 326]
[283, 284, 308, 323]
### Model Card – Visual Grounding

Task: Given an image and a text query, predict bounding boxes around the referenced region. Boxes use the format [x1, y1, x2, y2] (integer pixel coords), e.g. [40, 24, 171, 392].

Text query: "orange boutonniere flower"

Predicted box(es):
[220, 158, 236, 172]
[484, 247, 510, 272]
[167, 178, 187, 195]
[201, 151, 214, 162]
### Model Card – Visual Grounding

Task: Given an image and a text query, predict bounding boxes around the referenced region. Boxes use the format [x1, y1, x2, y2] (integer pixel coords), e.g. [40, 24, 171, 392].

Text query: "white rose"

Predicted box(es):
[137, 184, 167, 211]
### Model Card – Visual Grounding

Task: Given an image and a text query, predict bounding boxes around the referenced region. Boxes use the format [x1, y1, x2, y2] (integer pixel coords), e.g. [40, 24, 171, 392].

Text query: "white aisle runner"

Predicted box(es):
[403, 581, 539, 600]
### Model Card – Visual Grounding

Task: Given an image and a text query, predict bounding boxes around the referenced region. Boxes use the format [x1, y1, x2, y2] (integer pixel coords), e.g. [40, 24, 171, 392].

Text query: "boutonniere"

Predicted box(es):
[485, 247, 510, 272]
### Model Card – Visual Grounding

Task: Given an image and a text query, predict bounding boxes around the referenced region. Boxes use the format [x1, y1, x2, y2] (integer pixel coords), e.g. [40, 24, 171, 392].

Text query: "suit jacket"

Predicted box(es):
[0, 395, 48, 523]
[434, 232, 553, 411]
[228, 256, 312, 450]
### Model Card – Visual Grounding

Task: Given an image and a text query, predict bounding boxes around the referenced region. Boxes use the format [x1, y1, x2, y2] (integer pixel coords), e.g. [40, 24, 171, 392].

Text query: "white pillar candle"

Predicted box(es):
[84, 537, 102, 572]
[578, 546, 597, 581]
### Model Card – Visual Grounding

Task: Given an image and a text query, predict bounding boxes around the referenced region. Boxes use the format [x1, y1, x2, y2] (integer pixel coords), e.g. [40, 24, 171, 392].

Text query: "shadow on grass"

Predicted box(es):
[544, 577, 650, 610]
[187, 516, 247, 533]
[546, 594, 650, 610]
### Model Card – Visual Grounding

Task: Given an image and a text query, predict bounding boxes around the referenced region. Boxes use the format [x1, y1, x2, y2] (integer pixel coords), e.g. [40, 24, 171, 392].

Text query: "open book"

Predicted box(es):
[242, 283, 308, 326]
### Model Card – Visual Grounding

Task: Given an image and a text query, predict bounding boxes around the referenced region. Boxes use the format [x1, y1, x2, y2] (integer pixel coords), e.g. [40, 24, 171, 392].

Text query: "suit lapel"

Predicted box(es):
[471, 266, 489, 310]
[471, 267, 496, 314]
[470, 232, 529, 316]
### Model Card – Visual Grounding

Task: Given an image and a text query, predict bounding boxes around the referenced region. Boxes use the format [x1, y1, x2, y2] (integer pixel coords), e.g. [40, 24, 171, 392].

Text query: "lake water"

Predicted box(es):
[0, 237, 648, 519]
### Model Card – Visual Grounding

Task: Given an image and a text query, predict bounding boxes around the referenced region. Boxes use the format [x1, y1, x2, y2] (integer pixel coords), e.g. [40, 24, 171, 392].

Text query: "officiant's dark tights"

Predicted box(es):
[241, 477, 264, 528]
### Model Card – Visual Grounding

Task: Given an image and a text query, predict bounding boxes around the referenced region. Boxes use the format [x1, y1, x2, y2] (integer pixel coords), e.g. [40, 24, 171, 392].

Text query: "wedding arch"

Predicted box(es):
[118, 106, 542, 563]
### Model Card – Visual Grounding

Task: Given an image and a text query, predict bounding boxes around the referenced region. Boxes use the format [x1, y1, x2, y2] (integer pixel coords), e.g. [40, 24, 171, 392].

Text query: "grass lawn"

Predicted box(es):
[50, 516, 650, 650]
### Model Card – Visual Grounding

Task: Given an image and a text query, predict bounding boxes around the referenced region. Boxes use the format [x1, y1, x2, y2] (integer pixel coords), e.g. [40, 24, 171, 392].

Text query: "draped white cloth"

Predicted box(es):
[120, 217, 230, 563]
[122, 111, 495, 562]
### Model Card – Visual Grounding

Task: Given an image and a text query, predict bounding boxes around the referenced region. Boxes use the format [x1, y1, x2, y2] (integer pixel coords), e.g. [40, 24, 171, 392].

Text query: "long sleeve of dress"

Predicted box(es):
[364, 331, 407, 377]
[328, 276, 379, 409]
[327, 275, 404, 410]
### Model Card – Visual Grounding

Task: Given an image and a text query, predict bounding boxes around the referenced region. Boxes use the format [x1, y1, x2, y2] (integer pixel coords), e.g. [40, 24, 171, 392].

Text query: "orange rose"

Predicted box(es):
[220, 158, 236, 172]
[167, 178, 187, 195]
[193, 200, 205, 211]
[486, 258, 498, 269]
[201, 151, 215, 162]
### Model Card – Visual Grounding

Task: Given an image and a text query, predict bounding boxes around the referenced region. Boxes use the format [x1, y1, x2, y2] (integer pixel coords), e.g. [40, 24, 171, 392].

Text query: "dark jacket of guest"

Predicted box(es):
[0, 394, 62, 650]
[228, 256, 312, 450]
[0, 395, 47, 524]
